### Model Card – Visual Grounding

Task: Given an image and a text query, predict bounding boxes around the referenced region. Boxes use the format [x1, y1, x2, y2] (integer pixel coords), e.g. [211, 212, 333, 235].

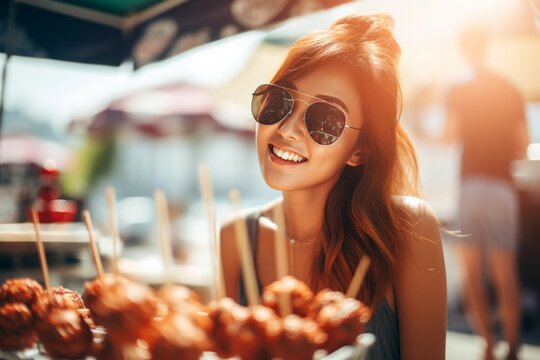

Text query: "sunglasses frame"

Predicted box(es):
[252, 83, 362, 145]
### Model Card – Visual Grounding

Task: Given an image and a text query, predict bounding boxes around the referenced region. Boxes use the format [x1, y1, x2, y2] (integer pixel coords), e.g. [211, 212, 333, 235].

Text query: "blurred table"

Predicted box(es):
[0, 222, 104, 291]
[0, 222, 92, 252]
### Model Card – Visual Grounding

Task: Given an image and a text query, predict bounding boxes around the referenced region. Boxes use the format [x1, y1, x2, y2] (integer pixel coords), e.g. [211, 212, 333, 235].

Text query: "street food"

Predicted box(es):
[225, 305, 280, 360]
[83, 274, 158, 344]
[0, 302, 37, 351]
[261, 276, 314, 317]
[0, 278, 44, 306]
[0, 274, 372, 359]
[51, 285, 86, 309]
[315, 297, 371, 353]
[151, 312, 210, 360]
[206, 297, 247, 358]
[33, 292, 93, 359]
[269, 314, 327, 360]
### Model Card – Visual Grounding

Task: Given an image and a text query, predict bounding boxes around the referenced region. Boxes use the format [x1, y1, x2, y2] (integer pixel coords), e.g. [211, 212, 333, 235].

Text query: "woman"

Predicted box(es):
[220, 13, 447, 360]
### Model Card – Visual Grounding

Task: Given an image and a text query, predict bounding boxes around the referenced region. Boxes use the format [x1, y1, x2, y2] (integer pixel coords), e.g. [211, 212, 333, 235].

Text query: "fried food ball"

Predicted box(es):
[0, 278, 43, 306]
[83, 274, 158, 344]
[269, 314, 327, 360]
[151, 313, 210, 360]
[206, 297, 248, 358]
[94, 336, 151, 360]
[307, 289, 346, 319]
[262, 276, 314, 317]
[51, 286, 86, 309]
[34, 292, 93, 359]
[226, 305, 281, 360]
[315, 297, 371, 353]
[0, 302, 37, 351]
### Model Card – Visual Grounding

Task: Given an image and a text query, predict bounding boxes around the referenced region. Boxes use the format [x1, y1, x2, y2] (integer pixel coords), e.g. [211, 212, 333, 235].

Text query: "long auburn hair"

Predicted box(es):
[270, 13, 420, 308]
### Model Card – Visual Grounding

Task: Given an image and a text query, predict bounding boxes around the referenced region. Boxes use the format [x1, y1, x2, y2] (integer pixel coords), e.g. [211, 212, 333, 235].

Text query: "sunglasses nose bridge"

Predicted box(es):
[276, 97, 308, 140]
[290, 97, 311, 123]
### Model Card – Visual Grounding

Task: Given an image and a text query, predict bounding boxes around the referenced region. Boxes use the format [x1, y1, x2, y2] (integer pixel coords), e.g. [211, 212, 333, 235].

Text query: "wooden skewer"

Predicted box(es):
[229, 189, 259, 306]
[154, 189, 173, 287]
[346, 255, 371, 298]
[31, 209, 51, 291]
[106, 186, 119, 275]
[83, 210, 104, 278]
[198, 163, 225, 300]
[272, 203, 292, 316]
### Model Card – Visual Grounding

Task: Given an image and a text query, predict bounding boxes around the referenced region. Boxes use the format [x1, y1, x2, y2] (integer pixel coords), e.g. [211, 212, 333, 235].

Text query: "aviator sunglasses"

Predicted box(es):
[251, 83, 362, 145]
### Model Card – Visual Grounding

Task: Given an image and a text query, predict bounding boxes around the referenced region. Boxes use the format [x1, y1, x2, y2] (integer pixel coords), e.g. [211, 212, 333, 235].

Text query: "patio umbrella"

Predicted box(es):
[0, 0, 351, 67]
[0, 133, 72, 169]
[86, 83, 253, 138]
[0, 0, 352, 158]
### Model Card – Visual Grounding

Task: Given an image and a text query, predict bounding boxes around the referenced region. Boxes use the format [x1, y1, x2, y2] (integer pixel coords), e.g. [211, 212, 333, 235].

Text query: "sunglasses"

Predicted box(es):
[251, 83, 361, 145]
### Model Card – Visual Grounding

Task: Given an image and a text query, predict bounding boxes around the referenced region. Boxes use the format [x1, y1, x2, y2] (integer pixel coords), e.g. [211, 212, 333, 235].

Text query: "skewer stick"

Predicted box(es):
[83, 210, 104, 278]
[106, 186, 119, 275]
[198, 163, 225, 300]
[154, 189, 173, 287]
[31, 209, 51, 291]
[346, 255, 371, 298]
[272, 203, 291, 316]
[229, 189, 259, 306]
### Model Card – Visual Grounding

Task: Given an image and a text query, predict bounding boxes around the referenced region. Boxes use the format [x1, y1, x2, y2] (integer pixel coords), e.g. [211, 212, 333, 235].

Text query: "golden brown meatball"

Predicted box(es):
[206, 297, 248, 358]
[0, 278, 43, 306]
[34, 292, 93, 359]
[51, 286, 86, 309]
[315, 297, 371, 353]
[262, 276, 314, 317]
[269, 314, 327, 360]
[0, 302, 37, 351]
[83, 274, 158, 344]
[151, 313, 210, 360]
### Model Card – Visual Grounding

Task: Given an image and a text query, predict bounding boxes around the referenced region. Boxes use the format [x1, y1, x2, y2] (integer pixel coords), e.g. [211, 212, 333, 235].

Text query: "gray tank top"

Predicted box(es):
[238, 211, 401, 360]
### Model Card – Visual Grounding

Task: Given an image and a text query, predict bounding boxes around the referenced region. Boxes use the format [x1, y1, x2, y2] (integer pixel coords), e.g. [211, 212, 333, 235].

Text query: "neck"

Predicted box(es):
[281, 186, 332, 243]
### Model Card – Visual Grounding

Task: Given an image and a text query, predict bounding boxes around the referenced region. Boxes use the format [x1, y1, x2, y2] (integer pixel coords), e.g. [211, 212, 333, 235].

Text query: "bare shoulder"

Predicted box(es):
[393, 195, 441, 245]
[393, 196, 447, 359]
[220, 205, 263, 245]
[219, 205, 267, 299]
[393, 195, 438, 224]
[220, 199, 279, 233]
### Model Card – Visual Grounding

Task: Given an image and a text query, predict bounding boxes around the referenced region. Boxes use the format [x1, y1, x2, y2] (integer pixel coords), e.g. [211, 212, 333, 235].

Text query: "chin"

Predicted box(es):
[262, 171, 311, 192]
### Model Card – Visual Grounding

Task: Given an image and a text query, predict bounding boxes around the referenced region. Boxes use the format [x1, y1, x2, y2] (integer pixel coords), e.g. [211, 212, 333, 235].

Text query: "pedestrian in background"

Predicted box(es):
[443, 24, 530, 360]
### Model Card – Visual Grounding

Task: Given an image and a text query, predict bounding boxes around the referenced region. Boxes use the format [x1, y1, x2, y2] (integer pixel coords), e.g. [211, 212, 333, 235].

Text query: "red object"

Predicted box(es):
[31, 199, 78, 223]
[29, 160, 78, 223]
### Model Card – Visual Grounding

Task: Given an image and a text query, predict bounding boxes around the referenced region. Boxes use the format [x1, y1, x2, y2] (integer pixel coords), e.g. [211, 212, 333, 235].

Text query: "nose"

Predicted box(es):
[276, 98, 308, 141]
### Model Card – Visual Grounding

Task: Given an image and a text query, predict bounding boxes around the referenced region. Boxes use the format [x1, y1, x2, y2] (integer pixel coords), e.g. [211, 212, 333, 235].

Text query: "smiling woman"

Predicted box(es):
[220, 12, 447, 360]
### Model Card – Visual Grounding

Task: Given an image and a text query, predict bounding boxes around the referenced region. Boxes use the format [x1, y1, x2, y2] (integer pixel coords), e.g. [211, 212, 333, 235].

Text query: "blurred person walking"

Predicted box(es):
[443, 24, 530, 360]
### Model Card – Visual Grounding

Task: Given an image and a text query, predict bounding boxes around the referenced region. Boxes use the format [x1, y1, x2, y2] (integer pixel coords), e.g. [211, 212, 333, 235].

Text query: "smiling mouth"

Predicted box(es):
[269, 144, 307, 163]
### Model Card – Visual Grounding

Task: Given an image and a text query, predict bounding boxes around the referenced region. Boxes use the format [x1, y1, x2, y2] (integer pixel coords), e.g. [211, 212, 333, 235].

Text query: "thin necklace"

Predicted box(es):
[288, 235, 318, 279]
[287, 232, 319, 246]
[289, 237, 318, 246]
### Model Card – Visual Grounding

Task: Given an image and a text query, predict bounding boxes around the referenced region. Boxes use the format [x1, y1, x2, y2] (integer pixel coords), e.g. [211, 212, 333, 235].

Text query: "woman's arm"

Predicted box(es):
[219, 216, 241, 302]
[396, 197, 447, 360]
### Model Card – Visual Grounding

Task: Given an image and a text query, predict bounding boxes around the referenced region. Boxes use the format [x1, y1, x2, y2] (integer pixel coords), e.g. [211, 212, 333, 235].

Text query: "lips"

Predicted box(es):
[269, 144, 307, 163]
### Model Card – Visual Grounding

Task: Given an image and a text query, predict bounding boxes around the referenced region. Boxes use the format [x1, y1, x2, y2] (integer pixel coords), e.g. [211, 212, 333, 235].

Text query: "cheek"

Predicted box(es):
[256, 125, 269, 160]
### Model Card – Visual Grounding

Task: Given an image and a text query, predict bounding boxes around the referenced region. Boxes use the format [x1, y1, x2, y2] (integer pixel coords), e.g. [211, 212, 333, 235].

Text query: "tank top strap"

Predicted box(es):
[237, 209, 263, 306]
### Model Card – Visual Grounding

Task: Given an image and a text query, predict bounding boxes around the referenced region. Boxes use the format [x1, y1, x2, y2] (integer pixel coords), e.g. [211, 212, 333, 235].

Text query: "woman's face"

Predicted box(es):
[256, 60, 365, 192]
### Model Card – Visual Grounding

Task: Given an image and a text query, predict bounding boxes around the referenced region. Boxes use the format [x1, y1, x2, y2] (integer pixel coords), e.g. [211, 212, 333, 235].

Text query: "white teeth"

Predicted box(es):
[272, 145, 306, 162]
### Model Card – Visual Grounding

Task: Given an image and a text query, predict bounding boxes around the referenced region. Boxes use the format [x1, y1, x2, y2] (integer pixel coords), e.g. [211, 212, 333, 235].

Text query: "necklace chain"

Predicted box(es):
[289, 237, 318, 246]
[286, 231, 319, 246]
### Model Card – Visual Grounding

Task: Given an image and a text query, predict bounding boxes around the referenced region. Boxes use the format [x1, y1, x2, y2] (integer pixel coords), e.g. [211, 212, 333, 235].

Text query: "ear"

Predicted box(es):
[346, 146, 369, 167]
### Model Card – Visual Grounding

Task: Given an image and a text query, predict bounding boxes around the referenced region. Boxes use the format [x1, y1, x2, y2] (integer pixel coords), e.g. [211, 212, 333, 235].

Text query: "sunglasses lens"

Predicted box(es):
[305, 102, 347, 145]
[251, 84, 293, 125]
